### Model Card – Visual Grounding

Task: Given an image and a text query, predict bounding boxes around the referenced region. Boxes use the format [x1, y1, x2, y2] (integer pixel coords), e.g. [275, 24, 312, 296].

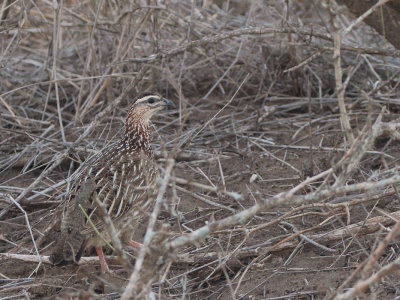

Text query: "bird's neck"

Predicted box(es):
[124, 113, 152, 153]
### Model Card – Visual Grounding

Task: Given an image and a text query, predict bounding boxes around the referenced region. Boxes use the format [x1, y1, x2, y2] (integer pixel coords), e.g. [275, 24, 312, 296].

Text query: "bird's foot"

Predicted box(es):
[127, 240, 142, 250]
[95, 246, 114, 275]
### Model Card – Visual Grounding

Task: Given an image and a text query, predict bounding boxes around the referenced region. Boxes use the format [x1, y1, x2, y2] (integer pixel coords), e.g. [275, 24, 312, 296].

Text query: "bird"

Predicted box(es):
[50, 92, 174, 273]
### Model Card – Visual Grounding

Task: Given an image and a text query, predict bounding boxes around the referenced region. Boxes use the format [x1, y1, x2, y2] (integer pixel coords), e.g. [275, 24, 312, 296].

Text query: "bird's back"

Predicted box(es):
[51, 140, 158, 265]
[50, 92, 172, 268]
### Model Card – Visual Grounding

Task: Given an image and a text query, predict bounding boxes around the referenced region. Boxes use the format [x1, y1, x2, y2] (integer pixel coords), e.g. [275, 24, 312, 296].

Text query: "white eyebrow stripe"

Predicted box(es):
[135, 95, 159, 104]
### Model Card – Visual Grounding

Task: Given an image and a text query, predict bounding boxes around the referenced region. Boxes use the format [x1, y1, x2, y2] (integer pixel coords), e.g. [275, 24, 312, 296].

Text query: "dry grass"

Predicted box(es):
[1, 0, 400, 299]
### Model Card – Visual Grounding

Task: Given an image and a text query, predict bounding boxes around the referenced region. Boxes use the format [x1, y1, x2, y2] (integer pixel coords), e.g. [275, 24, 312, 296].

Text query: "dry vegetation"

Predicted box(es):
[1, 0, 400, 299]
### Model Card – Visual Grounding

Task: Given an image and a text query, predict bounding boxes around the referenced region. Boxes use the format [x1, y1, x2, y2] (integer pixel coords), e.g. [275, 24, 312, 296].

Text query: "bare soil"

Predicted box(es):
[2, 98, 400, 299]
[1, 1, 400, 299]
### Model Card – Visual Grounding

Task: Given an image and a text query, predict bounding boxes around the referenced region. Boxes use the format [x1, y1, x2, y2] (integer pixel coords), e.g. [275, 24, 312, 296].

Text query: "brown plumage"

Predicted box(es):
[50, 93, 174, 273]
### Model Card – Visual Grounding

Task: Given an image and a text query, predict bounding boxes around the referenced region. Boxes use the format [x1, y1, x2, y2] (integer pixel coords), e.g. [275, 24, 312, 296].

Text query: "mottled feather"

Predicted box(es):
[50, 93, 173, 268]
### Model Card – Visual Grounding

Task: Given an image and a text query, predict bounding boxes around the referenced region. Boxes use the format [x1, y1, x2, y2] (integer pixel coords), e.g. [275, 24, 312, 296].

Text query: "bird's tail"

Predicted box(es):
[50, 179, 96, 265]
[49, 232, 87, 265]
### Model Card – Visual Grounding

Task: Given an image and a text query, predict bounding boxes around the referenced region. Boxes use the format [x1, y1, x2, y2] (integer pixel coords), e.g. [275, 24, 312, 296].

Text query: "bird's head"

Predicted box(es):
[129, 93, 175, 121]
[124, 93, 174, 151]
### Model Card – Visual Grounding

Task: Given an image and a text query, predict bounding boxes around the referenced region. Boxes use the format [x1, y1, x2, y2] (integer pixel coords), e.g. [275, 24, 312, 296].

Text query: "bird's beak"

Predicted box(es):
[162, 98, 175, 108]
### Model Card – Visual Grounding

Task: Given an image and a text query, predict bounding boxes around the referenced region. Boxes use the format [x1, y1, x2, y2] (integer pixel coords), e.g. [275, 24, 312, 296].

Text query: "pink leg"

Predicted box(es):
[127, 240, 142, 250]
[95, 246, 110, 274]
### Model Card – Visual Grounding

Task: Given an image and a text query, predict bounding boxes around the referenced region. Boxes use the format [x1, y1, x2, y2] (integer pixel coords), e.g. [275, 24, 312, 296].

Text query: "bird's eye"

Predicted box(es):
[148, 97, 156, 104]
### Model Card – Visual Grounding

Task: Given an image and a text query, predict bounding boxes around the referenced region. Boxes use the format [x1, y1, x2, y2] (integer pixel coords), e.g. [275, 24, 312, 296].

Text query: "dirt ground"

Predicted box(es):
[1, 1, 400, 299]
[1, 96, 400, 299]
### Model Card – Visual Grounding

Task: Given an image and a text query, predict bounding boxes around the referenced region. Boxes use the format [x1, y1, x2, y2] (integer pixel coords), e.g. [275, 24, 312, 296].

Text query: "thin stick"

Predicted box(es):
[180, 73, 250, 149]
[121, 158, 175, 299]
[6, 195, 41, 277]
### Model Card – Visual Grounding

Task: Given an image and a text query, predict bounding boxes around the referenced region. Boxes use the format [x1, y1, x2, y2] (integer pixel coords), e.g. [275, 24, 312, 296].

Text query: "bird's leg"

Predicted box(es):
[127, 240, 142, 249]
[95, 246, 111, 274]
